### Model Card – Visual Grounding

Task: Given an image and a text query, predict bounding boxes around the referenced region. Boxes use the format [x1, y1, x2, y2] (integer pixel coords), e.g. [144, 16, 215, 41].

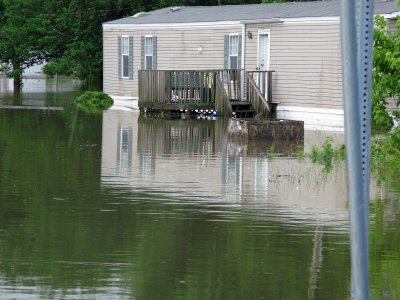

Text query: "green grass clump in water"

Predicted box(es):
[75, 91, 113, 113]
[309, 137, 345, 173]
[280, 127, 400, 188]
[305, 129, 400, 188]
[266, 137, 345, 173]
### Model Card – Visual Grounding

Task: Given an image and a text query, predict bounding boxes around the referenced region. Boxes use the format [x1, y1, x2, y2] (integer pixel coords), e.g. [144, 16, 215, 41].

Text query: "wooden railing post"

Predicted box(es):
[267, 71, 273, 105]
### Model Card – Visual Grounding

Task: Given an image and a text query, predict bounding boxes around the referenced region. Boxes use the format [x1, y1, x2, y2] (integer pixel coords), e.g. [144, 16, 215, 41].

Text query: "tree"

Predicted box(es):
[372, 15, 400, 131]
[42, 0, 145, 86]
[0, 0, 66, 90]
[0, 0, 138, 90]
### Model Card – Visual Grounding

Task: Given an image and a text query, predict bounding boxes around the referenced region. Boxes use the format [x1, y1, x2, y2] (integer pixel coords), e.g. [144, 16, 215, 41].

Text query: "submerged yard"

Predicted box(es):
[0, 79, 399, 299]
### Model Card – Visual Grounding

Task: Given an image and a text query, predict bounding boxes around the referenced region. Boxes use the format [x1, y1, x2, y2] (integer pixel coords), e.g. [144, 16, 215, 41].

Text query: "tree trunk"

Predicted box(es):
[12, 59, 22, 93]
[13, 73, 22, 92]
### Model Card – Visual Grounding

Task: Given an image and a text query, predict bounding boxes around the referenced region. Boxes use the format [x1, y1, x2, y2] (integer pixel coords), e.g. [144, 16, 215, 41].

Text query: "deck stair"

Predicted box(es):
[230, 100, 255, 118]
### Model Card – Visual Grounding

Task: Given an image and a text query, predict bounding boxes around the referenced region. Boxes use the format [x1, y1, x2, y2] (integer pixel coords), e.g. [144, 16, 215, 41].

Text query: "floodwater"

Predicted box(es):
[0, 79, 399, 299]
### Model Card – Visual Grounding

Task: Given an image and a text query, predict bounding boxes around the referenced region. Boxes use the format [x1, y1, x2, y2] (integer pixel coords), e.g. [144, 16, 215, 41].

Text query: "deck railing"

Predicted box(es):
[138, 70, 172, 104]
[138, 69, 241, 109]
[217, 69, 241, 101]
[246, 71, 274, 117]
[139, 70, 218, 104]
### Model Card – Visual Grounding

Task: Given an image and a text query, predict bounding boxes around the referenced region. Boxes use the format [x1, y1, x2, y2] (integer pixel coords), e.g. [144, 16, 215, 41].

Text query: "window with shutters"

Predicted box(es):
[121, 36, 129, 78]
[229, 34, 239, 69]
[145, 36, 154, 70]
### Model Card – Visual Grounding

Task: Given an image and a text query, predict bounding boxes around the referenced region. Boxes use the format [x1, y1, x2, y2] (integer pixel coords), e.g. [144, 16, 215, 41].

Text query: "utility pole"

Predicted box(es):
[340, 0, 374, 299]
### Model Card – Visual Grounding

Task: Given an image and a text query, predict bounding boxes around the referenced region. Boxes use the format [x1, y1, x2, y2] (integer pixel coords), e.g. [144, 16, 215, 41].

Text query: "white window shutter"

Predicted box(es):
[238, 34, 242, 70]
[224, 35, 229, 70]
[152, 36, 157, 70]
[128, 36, 134, 80]
[118, 36, 122, 79]
[141, 36, 145, 70]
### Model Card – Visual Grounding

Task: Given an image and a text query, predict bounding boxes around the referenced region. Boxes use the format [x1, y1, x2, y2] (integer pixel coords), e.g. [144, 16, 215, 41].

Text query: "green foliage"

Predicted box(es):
[372, 103, 393, 132]
[261, 0, 315, 2]
[294, 149, 306, 160]
[372, 15, 400, 131]
[38, 1, 128, 82]
[0, 0, 141, 85]
[371, 127, 400, 190]
[0, 0, 57, 83]
[308, 137, 345, 173]
[42, 59, 75, 77]
[74, 91, 113, 113]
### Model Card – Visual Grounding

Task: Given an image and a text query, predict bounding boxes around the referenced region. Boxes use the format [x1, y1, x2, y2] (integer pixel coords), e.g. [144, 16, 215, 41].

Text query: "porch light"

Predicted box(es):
[197, 46, 203, 54]
[247, 31, 253, 39]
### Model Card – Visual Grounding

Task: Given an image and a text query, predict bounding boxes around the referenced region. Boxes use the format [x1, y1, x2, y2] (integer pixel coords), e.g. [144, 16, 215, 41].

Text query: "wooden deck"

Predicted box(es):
[138, 69, 274, 117]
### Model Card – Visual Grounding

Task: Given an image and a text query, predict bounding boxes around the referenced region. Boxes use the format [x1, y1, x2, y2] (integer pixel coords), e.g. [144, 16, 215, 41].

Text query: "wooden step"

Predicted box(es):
[232, 110, 255, 118]
[230, 102, 251, 106]
[230, 101, 252, 110]
[230, 100, 255, 118]
[232, 104, 252, 111]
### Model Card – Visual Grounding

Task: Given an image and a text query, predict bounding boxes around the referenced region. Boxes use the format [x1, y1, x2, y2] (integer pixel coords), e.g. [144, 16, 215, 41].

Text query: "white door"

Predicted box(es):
[257, 31, 270, 96]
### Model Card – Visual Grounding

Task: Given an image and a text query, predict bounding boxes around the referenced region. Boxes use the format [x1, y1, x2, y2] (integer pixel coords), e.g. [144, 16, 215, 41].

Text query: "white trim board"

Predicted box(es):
[282, 17, 339, 24]
[102, 16, 339, 30]
[276, 105, 344, 132]
[110, 95, 139, 109]
[382, 11, 400, 19]
[103, 21, 244, 29]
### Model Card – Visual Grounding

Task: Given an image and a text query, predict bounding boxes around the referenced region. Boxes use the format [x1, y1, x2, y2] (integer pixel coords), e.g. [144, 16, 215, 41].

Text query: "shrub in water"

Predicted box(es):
[75, 91, 113, 113]
[371, 127, 400, 190]
[309, 137, 345, 173]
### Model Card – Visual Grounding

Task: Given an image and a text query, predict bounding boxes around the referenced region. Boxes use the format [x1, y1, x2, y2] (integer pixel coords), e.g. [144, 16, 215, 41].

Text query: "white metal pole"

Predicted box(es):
[358, 0, 374, 234]
[340, 0, 370, 299]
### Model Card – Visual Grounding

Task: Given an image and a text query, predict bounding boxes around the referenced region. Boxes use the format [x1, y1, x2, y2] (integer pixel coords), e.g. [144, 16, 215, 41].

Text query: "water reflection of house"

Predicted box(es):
[101, 109, 354, 224]
[0, 78, 13, 93]
[102, 110, 227, 190]
[23, 63, 47, 79]
[101, 109, 137, 177]
[0, 76, 81, 95]
[1, 63, 47, 94]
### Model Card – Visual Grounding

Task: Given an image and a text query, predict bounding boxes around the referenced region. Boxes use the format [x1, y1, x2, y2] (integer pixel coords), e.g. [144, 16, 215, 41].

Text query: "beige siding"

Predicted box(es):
[387, 17, 398, 32]
[103, 29, 134, 96]
[104, 21, 344, 110]
[103, 26, 241, 97]
[245, 22, 343, 110]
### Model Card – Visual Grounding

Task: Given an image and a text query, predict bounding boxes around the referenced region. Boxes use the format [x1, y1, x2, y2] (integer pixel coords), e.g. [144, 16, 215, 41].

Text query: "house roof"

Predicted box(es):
[104, 0, 399, 25]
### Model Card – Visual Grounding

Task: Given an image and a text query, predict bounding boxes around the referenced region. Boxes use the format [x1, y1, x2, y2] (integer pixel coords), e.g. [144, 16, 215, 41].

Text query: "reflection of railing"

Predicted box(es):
[246, 71, 274, 117]
[138, 118, 218, 156]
